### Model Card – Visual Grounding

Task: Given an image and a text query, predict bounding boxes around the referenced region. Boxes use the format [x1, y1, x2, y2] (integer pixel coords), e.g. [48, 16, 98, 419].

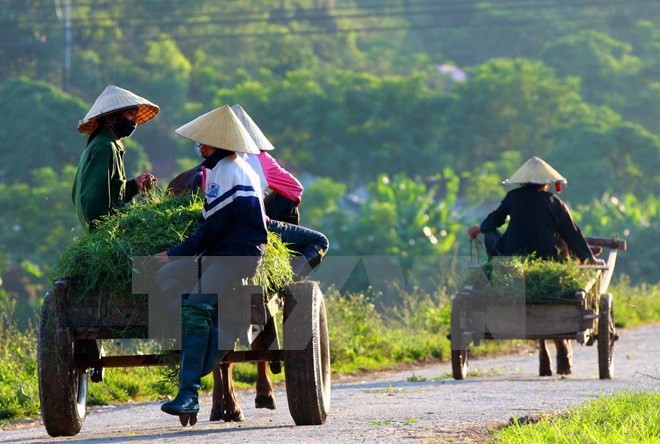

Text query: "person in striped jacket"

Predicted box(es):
[155, 104, 266, 422]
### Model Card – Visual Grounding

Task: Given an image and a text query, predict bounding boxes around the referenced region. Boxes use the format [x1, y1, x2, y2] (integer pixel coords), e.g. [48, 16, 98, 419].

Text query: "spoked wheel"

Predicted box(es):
[284, 281, 331, 425]
[38, 284, 87, 437]
[598, 293, 615, 380]
[451, 296, 468, 380]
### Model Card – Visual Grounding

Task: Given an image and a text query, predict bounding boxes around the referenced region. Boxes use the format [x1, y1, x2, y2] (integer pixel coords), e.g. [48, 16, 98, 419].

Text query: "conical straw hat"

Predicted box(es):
[230, 104, 275, 151]
[503, 156, 567, 185]
[78, 85, 159, 134]
[175, 105, 260, 154]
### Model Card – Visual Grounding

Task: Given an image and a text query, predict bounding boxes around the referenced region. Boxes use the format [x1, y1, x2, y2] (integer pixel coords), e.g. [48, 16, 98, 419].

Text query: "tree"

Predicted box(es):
[0, 78, 88, 183]
[541, 30, 643, 114]
[544, 111, 660, 203]
[0, 166, 82, 289]
[572, 193, 659, 283]
[441, 58, 587, 171]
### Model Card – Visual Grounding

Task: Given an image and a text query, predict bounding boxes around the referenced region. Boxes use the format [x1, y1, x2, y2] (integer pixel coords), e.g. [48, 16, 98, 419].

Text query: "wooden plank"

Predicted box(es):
[600, 250, 618, 294]
[463, 304, 593, 339]
[586, 236, 627, 251]
[66, 293, 148, 328]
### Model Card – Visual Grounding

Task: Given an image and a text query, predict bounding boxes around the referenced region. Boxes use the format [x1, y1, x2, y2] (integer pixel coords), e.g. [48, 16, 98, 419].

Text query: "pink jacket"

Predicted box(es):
[243, 151, 304, 204]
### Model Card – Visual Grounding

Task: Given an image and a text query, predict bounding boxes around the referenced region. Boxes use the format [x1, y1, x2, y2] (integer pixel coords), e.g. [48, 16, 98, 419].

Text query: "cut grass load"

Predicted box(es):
[52, 192, 293, 298]
[467, 256, 599, 304]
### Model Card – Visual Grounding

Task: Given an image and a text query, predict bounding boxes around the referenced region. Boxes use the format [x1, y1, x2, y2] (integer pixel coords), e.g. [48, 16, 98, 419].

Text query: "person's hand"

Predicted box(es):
[155, 251, 170, 264]
[136, 173, 158, 191]
[467, 225, 481, 239]
[589, 257, 606, 266]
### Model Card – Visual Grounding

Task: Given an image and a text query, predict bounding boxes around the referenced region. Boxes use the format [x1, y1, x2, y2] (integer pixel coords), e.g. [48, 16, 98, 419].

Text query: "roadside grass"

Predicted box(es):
[494, 391, 660, 443]
[0, 300, 39, 420]
[609, 276, 660, 328]
[1, 278, 658, 424]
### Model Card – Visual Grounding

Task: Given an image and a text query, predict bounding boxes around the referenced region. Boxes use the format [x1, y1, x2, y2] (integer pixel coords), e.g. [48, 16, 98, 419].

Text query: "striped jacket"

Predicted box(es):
[167, 149, 267, 257]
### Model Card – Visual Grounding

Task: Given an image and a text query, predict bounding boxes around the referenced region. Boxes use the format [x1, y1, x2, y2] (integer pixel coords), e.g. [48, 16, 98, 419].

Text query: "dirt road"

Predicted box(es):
[2, 324, 658, 443]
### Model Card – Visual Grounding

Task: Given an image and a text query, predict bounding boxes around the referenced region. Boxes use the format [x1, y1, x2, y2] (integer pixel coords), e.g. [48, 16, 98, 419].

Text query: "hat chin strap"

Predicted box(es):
[555, 182, 562, 192]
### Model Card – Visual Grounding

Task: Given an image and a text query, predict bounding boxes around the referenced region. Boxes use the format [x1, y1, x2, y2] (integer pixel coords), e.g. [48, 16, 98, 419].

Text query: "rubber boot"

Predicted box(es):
[161, 301, 214, 416]
[291, 246, 324, 281]
[539, 340, 553, 376]
[202, 316, 227, 376]
[555, 339, 573, 375]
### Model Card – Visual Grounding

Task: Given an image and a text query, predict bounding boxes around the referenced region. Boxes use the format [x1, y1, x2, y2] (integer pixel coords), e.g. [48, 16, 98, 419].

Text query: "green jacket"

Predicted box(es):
[72, 128, 139, 232]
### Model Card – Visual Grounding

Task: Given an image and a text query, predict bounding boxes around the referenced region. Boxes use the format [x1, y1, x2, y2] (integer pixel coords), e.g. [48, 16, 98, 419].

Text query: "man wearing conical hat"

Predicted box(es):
[467, 157, 604, 377]
[154, 105, 267, 422]
[72, 85, 160, 231]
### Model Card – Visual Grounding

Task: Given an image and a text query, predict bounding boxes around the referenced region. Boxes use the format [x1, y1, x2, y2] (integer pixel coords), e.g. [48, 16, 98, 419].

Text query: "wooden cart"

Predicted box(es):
[37, 280, 331, 437]
[450, 236, 626, 381]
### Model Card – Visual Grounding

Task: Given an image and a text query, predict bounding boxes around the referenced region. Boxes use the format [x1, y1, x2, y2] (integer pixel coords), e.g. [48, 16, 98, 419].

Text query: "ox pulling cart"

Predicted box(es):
[450, 236, 627, 380]
[37, 279, 330, 437]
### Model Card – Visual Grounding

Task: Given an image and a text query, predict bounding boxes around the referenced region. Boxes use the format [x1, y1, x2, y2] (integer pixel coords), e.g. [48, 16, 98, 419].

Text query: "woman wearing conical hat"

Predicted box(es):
[467, 157, 604, 377]
[230, 104, 304, 225]
[72, 85, 160, 231]
[468, 156, 603, 264]
[154, 105, 268, 423]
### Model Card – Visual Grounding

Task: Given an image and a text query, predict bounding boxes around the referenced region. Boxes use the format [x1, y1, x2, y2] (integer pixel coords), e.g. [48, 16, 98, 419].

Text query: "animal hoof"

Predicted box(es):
[223, 409, 245, 422]
[209, 409, 222, 422]
[539, 368, 553, 377]
[179, 413, 198, 426]
[255, 394, 277, 410]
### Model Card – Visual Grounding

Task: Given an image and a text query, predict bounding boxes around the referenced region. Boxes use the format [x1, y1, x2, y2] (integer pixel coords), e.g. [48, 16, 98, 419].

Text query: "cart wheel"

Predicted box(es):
[283, 281, 331, 425]
[598, 293, 615, 380]
[450, 296, 468, 380]
[38, 288, 87, 437]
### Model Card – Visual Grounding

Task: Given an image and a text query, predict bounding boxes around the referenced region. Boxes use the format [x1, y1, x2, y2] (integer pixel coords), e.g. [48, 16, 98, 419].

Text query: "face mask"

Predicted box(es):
[194, 142, 205, 159]
[110, 116, 137, 138]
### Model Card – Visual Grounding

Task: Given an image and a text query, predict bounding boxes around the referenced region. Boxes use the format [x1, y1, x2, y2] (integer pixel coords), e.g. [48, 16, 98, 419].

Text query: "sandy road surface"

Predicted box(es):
[2, 324, 658, 443]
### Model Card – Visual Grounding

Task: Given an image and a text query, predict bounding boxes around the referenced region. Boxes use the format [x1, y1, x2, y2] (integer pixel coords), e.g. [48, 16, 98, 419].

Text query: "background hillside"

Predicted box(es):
[0, 0, 658, 326]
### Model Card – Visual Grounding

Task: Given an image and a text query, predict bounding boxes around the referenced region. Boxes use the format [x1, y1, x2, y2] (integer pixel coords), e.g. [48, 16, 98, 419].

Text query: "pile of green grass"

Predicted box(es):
[52, 192, 293, 298]
[494, 391, 660, 443]
[467, 256, 598, 304]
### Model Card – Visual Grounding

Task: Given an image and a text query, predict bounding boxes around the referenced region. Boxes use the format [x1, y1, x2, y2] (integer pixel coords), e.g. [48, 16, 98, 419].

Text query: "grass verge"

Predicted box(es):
[494, 391, 660, 443]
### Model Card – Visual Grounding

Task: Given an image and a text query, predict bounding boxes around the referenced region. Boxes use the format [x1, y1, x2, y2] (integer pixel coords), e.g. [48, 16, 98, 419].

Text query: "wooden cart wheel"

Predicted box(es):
[38, 288, 87, 437]
[283, 281, 331, 425]
[451, 296, 468, 380]
[598, 293, 615, 380]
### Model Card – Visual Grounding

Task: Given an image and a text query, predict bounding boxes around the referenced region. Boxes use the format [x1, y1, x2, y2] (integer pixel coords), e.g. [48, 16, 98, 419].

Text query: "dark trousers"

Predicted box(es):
[267, 219, 329, 259]
[483, 230, 503, 258]
[264, 192, 299, 225]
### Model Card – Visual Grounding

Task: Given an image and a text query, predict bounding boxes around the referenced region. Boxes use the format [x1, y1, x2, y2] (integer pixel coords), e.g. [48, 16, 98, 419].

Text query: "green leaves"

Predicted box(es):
[52, 192, 292, 298]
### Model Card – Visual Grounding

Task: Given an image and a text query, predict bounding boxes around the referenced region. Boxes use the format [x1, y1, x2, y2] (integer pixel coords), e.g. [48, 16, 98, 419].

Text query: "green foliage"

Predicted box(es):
[572, 194, 659, 283]
[468, 256, 599, 303]
[609, 276, 660, 327]
[52, 192, 292, 298]
[494, 391, 660, 443]
[215, 69, 447, 184]
[441, 58, 585, 170]
[52, 193, 201, 297]
[0, 297, 40, 421]
[0, 166, 82, 281]
[544, 116, 660, 203]
[0, 78, 88, 183]
[542, 30, 643, 110]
